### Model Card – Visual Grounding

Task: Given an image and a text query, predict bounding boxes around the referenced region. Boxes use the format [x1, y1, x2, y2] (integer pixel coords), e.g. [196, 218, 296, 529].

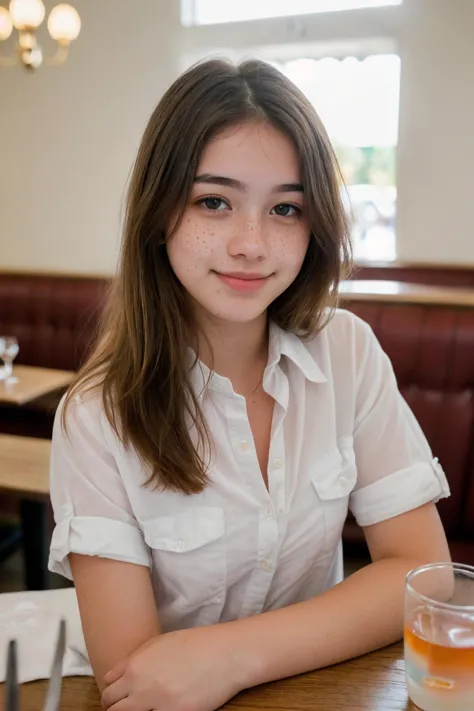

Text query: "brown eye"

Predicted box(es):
[197, 197, 228, 211]
[272, 203, 301, 217]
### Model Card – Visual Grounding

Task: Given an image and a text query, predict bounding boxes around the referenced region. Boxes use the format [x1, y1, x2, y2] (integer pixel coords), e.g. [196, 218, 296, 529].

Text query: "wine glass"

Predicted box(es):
[0, 336, 20, 383]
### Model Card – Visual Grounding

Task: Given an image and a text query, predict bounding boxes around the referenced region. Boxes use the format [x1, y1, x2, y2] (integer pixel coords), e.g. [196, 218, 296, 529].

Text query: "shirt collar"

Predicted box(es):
[267, 322, 327, 384]
[188, 353, 233, 397]
[189, 321, 327, 397]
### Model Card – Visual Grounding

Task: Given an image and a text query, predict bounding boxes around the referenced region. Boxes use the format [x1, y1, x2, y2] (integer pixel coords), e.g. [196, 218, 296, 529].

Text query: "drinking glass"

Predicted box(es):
[0, 336, 19, 382]
[405, 562, 474, 711]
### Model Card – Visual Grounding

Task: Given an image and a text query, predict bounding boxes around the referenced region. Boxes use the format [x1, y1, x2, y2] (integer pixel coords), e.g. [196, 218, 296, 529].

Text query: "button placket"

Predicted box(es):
[258, 510, 279, 569]
[239, 510, 279, 617]
[227, 395, 260, 472]
[269, 454, 286, 516]
[265, 407, 286, 507]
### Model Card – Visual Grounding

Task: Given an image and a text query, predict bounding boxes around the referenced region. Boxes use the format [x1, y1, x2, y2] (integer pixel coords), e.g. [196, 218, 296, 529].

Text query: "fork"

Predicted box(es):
[5, 619, 66, 711]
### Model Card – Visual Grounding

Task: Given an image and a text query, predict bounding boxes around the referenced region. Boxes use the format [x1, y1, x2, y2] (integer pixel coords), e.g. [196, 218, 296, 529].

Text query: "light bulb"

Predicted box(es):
[9, 0, 45, 30]
[47, 3, 80, 43]
[0, 7, 14, 40]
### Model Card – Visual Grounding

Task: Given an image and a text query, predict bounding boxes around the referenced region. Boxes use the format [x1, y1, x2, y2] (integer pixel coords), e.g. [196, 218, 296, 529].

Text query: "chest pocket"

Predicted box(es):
[142, 507, 226, 616]
[311, 437, 357, 555]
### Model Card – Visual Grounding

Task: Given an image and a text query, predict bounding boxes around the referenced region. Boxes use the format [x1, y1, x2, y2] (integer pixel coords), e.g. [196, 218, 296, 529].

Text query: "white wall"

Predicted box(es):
[0, 0, 181, 275]
[0, 0, 473, 273]
[396, 0, 474, 265]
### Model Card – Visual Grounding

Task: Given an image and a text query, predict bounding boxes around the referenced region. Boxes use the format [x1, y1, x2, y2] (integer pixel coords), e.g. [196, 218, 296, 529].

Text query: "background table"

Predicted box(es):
[0, 365, 71, 589]
[0, 364, 73, 405]
[0, 434, 50, 498]
[1, 643, 415, 711]
[0, 434, 51, 590]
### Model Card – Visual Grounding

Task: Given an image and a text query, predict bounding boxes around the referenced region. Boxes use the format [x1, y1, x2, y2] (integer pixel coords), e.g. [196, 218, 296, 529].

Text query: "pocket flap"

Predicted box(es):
[142, 507, 225, 552]
[311, 439, 357, 500]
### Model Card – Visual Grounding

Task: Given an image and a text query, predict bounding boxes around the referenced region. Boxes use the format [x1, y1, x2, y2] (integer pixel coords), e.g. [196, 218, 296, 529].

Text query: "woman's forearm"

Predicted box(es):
[70, 555, 161, 690]
[223, 556, 424, 689]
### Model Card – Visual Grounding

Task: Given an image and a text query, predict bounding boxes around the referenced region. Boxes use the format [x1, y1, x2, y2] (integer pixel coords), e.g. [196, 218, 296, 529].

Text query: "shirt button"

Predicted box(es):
[278, 505, 285, 515]
[264, 508, 273, 518]
[273, 458, 283, 469]
[261, 559, 272, 572]
[238, 440, 250, 452]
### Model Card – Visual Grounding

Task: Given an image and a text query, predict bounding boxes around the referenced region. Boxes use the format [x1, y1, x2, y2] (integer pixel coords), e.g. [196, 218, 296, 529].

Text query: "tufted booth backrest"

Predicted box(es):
[0, 273, 109, 371]
[0, 273, 473, 546]
[345, 300, 474, 543]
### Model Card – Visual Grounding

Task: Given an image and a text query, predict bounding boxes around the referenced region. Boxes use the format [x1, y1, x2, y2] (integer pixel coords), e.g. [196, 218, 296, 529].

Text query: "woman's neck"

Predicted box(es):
[196, 311, 269, 396]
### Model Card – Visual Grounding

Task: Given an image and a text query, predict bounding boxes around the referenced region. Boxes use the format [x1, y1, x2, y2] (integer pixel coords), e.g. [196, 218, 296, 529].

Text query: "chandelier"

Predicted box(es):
[0, 0, 81, 70]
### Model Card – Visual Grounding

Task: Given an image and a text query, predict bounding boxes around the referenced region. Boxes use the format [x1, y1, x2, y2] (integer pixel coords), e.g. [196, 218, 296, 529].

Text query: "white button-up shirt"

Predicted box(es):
[49, 310, 449, 632]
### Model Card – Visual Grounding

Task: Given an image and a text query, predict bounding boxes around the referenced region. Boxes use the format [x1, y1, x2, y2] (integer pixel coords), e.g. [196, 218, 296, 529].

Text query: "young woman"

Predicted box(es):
[49, 58, 450, 711]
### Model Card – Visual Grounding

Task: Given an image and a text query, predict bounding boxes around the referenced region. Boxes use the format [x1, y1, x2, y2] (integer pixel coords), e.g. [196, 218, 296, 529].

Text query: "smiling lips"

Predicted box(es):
[215, 271, 271, 293]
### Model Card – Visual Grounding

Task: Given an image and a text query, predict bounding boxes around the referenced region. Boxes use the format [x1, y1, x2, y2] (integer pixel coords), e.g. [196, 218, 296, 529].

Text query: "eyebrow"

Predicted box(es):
[194, 173, 304, 194]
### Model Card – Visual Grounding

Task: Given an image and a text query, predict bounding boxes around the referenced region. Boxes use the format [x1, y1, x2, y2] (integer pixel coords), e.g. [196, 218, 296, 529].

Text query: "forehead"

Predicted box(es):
[197, 122, 301, 183]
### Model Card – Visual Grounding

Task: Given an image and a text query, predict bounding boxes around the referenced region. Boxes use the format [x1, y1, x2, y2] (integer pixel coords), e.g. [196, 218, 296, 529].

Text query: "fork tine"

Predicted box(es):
[42, 619, 66, 711]
[5, 640, 19, 711]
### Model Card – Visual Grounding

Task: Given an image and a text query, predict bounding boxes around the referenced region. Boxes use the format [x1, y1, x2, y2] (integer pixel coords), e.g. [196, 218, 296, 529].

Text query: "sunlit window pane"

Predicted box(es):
[188, 0, 402, 26]
[277, 54, 400, 261]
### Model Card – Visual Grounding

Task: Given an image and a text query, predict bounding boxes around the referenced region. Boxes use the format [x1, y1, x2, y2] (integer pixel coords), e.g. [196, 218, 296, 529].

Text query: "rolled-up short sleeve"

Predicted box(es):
[348, 318, 450, 527]
[48, 393, 151, 580]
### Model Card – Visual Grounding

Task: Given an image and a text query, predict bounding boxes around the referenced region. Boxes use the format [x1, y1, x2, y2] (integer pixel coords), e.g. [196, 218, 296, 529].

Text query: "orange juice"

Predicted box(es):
[405, 606, 474, 711]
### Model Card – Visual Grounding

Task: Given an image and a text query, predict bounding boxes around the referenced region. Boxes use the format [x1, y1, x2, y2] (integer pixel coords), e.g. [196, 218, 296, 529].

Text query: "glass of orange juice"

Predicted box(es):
[405, 562, 474, 711]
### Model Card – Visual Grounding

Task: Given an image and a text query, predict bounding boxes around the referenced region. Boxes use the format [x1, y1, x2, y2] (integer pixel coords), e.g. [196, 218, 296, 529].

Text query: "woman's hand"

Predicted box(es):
[101, 623, 252, 711]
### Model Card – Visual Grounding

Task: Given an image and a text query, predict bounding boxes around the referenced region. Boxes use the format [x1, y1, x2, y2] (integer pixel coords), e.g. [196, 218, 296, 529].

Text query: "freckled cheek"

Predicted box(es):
[171, 223, 221, 255]
[167, 223, 224, 277]
[270, 228, 310, 267]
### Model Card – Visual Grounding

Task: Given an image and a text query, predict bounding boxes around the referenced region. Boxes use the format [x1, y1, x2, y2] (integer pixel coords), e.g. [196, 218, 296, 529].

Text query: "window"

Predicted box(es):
[185, 0, 402, 26]
[181, 1, 402, 260]
[276, 54, 400, 260]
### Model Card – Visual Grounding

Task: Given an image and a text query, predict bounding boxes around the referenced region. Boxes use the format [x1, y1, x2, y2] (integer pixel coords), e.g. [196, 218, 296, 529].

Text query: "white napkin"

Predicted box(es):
[0, 587, 93, 683]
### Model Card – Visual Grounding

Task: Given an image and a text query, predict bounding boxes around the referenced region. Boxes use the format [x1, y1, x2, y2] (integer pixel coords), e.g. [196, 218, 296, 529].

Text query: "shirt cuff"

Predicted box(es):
[349, 458, 450, 527]
[48, 515, 151, 580]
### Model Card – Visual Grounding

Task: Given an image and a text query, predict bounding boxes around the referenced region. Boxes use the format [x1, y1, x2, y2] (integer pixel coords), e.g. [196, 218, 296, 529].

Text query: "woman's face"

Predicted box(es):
[166, 121, 310, 327]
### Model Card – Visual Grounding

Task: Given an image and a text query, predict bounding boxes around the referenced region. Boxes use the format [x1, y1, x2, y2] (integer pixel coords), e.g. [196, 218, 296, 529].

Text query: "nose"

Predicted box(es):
[227, 217, 267, 261]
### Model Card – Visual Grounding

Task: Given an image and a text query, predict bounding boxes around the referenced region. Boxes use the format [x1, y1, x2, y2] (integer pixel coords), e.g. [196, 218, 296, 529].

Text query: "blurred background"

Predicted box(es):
[0, 0, 473, 271]
[0, 1, 474, 593]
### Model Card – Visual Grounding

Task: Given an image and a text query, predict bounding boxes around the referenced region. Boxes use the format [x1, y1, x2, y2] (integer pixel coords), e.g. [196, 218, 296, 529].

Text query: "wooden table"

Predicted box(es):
[0, 365, 71, 589]
[0, 434, 51, 590]
[340, 279, 474, 307]
[0, 364, 73, 405]
[1, 643, 415, 711]
[0, 434, 50, 498]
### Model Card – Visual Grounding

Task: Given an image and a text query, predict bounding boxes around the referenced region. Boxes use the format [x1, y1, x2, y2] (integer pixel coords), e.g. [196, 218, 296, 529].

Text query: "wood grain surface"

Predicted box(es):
[0, 365, 73, 405]
[0, 643, 417, 710]
[0, 434, 50, 497]
[339, 279, 474, 307]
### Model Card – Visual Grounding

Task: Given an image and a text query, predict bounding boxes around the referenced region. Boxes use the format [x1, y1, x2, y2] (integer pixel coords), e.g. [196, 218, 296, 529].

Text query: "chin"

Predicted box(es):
[203, 301, 269, 325]
[210, 309, 267, 324]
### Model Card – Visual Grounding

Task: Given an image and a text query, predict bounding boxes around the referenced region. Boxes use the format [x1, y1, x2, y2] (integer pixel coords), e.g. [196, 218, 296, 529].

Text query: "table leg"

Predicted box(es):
[20, 499, 50, 590]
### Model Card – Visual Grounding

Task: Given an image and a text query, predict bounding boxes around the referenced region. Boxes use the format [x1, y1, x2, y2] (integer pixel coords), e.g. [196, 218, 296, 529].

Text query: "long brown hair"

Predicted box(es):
[63, 58, 352, 494]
